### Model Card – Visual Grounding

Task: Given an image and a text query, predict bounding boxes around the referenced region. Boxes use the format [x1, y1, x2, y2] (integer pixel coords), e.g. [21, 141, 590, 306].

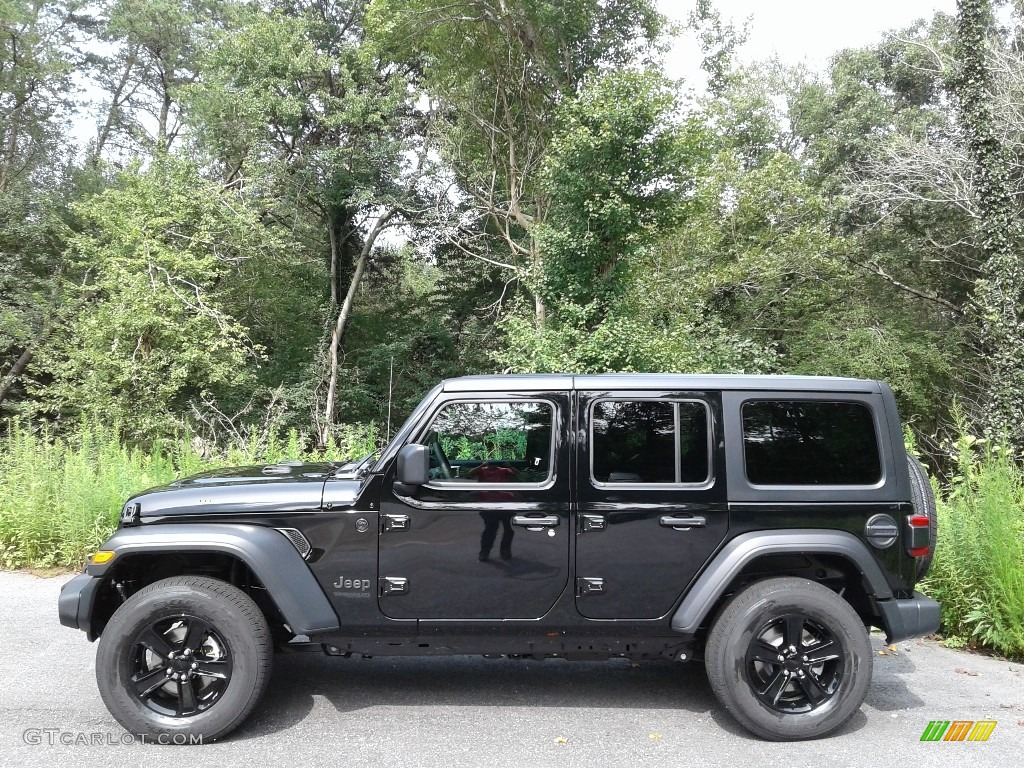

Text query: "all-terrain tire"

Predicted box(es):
[705, 577, 872, 741]
[906, 454, 938, 580]
[96, 576, 272, 743]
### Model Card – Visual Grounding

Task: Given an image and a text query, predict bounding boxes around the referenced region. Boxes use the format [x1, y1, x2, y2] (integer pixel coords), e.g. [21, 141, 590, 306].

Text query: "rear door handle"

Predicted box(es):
[659, 515, 706, 530]
[512, 514, 560, 529]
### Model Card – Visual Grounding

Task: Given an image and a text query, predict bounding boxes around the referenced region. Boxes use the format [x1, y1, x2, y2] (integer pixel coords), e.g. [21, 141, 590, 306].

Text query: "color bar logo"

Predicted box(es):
[920, 720, 997, 742]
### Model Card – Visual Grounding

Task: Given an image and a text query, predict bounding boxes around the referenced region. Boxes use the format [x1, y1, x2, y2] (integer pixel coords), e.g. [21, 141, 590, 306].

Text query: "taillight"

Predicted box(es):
[906, 514, 930, 557]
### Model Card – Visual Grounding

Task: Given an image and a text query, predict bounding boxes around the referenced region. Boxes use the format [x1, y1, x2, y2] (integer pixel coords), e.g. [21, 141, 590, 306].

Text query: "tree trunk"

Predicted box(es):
[534, 293, 546, 327]
[321, 209, 398, 444]
[0, 112, 21, 194]
[0, 346, 37, 407]
[328, 215, 340, 306]
[91, 46, 139, 164]
[157, 64, 173, 153]
[158, 93, 171, 151]
[531, 238, 546, 327]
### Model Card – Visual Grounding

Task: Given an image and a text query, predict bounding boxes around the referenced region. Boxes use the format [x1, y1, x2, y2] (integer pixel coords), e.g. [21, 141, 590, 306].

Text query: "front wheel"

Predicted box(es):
[704, 577, 872, 740]
[96, 576, 272, 742]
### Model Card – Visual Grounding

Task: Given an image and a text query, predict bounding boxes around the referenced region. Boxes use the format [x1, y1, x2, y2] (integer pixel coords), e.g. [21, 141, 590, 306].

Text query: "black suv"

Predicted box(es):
[59, 374, 939, 741]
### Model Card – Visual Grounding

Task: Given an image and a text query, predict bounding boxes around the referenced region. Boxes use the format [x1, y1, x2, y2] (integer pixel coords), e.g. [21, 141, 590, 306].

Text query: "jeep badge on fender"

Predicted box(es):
[59, 374, 939, 742]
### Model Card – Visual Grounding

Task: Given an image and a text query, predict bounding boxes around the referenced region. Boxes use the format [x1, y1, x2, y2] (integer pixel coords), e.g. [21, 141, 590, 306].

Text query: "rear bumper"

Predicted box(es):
[58, 573, 101, 640]
[877, 591, 940, 644]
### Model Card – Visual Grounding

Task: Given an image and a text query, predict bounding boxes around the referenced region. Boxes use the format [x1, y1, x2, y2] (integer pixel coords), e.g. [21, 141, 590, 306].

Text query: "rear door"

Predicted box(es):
[575, 389, 729, 619]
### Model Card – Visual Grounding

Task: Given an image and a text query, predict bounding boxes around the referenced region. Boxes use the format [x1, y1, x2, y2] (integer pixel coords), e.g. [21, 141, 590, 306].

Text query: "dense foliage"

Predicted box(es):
[1, 0, 1023, 654]
[0, 418, 373, 568]
[0, 0, 1019, 450]
[922, 429, 1024, 657]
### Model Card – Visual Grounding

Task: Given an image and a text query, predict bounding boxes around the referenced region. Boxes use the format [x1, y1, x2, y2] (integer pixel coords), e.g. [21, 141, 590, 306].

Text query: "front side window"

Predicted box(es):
[425, 401, 552, 483]
[742, 400, 881, 485]
[592, 400, 710, 485]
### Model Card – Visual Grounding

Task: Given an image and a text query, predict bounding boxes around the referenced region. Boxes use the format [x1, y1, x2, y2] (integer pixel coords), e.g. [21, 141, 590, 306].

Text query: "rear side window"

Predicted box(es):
[742, 401, 881, 485]
[592, 400, 710, 485]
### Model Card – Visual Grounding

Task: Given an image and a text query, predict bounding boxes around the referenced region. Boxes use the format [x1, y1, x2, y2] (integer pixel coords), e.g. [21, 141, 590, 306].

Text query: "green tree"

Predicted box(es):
[952, 0, 1024, 449]
[795, 15, 979, 326]
[99, 0, 229, 155]
[367, 0, 665, 325]
[187, 1, 423, 442]
[34, 158, 285, 438]
[497, 70, 774, 374]
[0, 0, 86, 411]
[655, 63, 959, 428]
[536, 70, 705, 313]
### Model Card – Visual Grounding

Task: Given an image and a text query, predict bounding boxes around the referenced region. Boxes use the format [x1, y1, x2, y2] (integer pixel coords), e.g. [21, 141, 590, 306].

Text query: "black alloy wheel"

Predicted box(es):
[743, 613, 843, 714]
[705, 576, 872, 741]
[128, 615, 233, 717]
[97, 576, 272, 742]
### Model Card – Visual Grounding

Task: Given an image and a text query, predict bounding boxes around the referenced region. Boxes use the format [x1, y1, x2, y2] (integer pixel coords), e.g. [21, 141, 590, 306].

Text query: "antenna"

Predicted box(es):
[386, 356, 395, 442]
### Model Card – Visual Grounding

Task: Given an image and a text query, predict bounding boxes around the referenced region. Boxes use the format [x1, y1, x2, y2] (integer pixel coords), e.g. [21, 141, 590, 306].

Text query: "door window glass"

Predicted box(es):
[678, 402, 711, 482]
[426, 401, 553, 483]
[592, 400, 710, 485]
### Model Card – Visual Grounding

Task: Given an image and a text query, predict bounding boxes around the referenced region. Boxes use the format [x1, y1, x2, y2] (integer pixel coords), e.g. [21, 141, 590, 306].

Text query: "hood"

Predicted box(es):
[125, 462, 362, 521]
[168, 461, 337, 487]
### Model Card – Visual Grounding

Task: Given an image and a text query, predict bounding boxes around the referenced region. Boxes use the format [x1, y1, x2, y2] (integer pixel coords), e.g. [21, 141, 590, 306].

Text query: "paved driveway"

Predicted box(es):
[1, 570, 1021, 767]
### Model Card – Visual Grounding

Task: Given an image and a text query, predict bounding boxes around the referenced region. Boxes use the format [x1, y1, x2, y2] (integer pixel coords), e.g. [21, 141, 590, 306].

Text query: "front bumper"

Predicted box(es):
[877, 591, 941, 644]
[58, 573, 102, 640]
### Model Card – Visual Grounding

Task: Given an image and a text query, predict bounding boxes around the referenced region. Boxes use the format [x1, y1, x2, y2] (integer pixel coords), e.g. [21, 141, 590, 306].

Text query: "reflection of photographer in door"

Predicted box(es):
[469, 461, 518, 561]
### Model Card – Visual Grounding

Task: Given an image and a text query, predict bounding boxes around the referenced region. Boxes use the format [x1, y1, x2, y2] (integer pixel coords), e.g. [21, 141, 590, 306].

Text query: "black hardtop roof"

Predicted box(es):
[442, 373, 882, 394]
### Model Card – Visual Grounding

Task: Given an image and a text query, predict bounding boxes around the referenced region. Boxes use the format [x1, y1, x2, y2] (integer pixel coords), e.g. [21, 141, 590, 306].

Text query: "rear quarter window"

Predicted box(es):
[742, 400, 881, 485]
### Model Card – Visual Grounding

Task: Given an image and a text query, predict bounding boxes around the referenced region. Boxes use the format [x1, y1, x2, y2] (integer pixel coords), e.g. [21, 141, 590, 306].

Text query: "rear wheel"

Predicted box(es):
[705, 577, 872, 740]
[96, 576, 272, 742]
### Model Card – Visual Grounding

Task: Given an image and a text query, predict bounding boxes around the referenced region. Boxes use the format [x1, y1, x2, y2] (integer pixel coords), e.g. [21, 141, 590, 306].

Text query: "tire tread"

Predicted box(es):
[705, 576, 872, 741]
[97, 575, 272, 742]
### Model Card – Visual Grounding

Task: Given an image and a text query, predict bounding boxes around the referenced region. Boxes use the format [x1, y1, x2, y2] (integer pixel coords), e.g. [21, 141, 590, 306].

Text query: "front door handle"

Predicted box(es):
[381, 514, 410, 532]
[512, 514, 560, 529]
[379, 576, 408, 595]
[659, 515, 707, 530]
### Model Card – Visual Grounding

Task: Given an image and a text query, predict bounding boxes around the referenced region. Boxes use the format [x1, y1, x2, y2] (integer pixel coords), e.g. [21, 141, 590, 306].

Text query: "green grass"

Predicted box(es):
[921, 433, 1024, 659]
[0, 419, 379, 569]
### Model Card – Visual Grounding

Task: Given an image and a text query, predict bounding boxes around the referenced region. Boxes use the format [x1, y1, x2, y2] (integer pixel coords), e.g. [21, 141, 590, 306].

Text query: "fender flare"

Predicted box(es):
[670, 529, 894, 633]
[89, 524, 340, 635]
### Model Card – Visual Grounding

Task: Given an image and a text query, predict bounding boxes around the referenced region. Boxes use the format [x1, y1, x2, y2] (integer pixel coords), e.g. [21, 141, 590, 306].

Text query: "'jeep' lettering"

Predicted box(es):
[333, 576, 371, 591]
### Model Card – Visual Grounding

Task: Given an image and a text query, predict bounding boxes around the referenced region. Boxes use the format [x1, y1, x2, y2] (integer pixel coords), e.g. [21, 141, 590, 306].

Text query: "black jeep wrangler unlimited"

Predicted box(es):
[59, 374, 939, 741]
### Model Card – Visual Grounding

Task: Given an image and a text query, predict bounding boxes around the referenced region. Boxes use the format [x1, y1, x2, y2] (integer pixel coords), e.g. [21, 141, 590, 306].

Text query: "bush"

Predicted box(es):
[921, 433, 1024, 659]
[0, 419, 378, 569]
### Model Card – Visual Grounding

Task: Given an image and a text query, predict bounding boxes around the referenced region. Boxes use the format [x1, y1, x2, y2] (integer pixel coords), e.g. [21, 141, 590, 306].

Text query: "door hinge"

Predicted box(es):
[379, 577, 408, 596]
[579, 514, 605, 533]
[381, 514, 410, 533]
[576, 577, 604, 596]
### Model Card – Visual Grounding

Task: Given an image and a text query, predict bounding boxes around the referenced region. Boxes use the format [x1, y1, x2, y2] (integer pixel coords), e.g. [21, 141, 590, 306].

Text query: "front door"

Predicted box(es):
[575, 390, 730, 619]
[378, 392, 570, 619]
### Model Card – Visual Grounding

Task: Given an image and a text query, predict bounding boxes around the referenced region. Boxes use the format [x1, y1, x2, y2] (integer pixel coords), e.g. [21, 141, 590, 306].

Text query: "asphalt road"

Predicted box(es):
[2, 570, 1022, 767]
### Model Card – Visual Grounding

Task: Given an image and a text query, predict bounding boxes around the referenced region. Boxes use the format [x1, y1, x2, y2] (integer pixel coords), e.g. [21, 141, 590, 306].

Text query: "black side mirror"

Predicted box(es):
[396, 443, 429, 489]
